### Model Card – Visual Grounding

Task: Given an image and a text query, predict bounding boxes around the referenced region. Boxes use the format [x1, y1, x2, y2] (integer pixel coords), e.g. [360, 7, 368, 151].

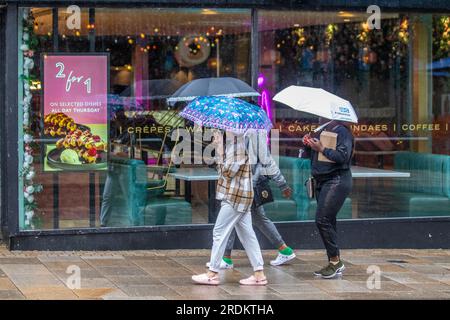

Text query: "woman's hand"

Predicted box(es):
[309, 138, 325, 153]
[302, 134, 311, 146]
[282, 187, 292, 199]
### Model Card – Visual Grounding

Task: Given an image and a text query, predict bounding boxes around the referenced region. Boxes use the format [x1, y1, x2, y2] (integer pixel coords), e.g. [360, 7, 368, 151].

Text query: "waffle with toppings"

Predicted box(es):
[56, 129, 107, 164]
[44, 112, 77, 137]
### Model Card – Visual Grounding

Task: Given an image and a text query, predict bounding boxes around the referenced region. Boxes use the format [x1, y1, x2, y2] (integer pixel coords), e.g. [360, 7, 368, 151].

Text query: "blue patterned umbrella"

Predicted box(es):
[179, 96, 272, 133]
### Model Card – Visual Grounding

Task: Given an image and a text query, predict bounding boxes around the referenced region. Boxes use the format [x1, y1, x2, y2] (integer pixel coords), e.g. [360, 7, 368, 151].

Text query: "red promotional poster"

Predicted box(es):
[42, 53, 109, 171]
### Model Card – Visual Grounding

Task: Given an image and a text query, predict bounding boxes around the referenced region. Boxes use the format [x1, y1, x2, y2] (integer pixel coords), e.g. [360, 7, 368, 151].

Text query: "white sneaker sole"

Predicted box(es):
[320, 265, 346, 279]
[205, 262, 234, 270]
[270, 253, 296, 266]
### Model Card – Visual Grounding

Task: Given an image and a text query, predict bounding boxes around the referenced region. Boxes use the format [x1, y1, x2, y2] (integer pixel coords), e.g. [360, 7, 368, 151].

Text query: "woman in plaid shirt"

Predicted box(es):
[192, 131, 267, 286]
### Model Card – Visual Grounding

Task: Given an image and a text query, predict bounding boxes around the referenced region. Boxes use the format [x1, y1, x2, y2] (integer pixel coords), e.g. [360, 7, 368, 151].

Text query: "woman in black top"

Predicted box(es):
[303, 120, 354, 279]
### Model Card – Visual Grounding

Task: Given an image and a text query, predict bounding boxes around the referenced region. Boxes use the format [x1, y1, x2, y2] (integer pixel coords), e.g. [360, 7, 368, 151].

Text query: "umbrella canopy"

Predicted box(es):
[273, 86, 358, 124]
[179, 96, 272, 134]
[167, 77, 260, 104]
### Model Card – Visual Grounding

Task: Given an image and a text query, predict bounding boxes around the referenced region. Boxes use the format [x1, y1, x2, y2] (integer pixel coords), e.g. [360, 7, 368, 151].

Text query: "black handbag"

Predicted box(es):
[253, 176, 274, 208]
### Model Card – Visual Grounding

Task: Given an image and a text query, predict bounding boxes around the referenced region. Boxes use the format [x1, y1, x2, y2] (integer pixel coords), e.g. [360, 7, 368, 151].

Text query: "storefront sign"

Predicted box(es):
[42, 53, 109, 171]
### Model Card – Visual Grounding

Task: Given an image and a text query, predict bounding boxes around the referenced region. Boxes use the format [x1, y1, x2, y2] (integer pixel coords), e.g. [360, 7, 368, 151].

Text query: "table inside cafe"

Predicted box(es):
[168, 167, 219, 223]
[168, 166, 411, 222]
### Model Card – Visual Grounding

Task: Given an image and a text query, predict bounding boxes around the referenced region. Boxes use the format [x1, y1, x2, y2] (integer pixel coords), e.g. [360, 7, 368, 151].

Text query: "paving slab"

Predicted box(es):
[383, 272, 443, 284]
[220, 284, 278, 296]
[74, 288, 120, 299]
[167, 284, 230, 298]
[132, 259, 185, 269]
[308, 279, 371, 293]
[268, 283, 324, 295]
[20, 287, 78, 300]
[352, 281, 414, 292]
[404, 282, 450, 292]
[222, 294, 284, 300]
[142, 267, 195, 278]
[50, 268, 104, 281]
[118, 284, 181, 297]
[93, 266, 149, 277]
[0, 278, 18, 290]
[0, 258, 42, 265]
[107, 276, 162, 286]
[401, 264, 450, 274]
[0, 290, 26, 300]
[278, 292, 332, 300]
[0, 246, 448, 300]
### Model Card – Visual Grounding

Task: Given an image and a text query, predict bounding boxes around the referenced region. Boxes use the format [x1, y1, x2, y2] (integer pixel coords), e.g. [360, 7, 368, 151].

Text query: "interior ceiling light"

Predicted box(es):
[202, 9, 218, 15]
[338, 12, 356, 18]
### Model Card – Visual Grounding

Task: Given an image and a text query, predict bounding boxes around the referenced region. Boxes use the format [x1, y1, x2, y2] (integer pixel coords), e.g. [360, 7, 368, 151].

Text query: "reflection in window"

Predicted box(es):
[259, 11, 450, 221]
[20, 7, 252, 230]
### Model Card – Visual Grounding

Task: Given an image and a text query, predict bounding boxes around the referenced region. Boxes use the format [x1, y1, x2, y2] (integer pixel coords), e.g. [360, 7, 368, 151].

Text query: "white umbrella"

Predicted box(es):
[273, 85, 358, 124]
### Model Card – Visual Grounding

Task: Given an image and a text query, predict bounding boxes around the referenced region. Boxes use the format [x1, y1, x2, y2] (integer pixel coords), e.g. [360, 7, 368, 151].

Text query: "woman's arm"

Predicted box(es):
[309, 127, 353, 164]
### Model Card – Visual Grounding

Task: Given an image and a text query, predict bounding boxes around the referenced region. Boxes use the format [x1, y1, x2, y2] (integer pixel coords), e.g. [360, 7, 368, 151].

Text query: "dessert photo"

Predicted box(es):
[44, 112, 108, 171]
[43, 112, 91, 139]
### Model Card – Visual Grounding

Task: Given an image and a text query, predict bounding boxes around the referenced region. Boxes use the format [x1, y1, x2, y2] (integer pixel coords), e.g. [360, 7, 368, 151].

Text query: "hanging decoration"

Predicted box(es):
[325, 24, 338, 47]
[390, 17, 409, 59]
[20, 9, 43, 229]
[293, 28, 306, 47]
[434, 16, 450, 60]
[174, 35, 211, 67]
[357, 22, 370, 45]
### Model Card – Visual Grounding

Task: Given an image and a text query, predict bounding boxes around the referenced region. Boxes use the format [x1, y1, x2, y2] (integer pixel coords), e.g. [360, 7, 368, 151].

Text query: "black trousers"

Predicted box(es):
[314, 170, 352, 259]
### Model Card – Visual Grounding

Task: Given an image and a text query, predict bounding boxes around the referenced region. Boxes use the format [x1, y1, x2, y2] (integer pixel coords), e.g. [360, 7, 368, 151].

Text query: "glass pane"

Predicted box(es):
[58, 8, 91, 52]
[258, 10, 450, 222]
[18, 7, 251, 230]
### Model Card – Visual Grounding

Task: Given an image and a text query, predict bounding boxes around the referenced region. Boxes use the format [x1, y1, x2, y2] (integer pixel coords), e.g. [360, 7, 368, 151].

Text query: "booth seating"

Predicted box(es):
[394, 152, 450, 217]
[263, 156, 352, 221]
[104, 157, 192, 227]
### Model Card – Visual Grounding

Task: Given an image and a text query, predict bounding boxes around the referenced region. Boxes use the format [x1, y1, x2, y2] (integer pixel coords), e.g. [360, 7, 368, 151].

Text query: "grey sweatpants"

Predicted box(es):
[208, 201, 264, 273]
[100, 172, 128, 226]
[224, 205, 285, 256]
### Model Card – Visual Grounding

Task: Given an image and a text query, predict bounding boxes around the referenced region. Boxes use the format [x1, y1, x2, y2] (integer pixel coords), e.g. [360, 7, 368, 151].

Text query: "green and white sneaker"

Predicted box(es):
[314, 261, 345, 279]
[206, 257, 234, 270]
[270, 247, 296, 266]
[270, 252, 296, 266]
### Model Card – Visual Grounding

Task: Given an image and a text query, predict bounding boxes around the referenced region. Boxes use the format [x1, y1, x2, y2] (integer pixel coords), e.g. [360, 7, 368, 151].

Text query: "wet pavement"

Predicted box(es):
[0, 245, 449, 300]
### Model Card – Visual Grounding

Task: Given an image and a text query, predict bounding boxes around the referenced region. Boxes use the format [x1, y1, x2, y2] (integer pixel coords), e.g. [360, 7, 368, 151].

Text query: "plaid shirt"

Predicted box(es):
[216, 158, 254, 213]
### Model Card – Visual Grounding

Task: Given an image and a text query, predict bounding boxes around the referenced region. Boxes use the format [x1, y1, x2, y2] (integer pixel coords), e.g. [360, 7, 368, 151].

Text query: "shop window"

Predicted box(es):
[17, 7, 450, 231]
[18, 7, 251, 230]
[258, 10, 450, 221]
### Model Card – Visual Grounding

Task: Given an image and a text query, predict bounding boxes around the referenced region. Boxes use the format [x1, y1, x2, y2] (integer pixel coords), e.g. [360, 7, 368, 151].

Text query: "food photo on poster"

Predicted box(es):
[41, 53, 109, 171]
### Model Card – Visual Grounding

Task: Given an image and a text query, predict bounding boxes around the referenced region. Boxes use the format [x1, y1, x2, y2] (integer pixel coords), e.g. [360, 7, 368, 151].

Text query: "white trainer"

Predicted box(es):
[205, 259, 234, 270]
[270, 252, 296, 266]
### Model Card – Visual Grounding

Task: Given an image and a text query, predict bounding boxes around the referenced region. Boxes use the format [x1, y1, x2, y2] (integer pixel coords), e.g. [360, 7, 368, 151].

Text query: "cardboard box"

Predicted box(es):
[318, 131, 337, 163]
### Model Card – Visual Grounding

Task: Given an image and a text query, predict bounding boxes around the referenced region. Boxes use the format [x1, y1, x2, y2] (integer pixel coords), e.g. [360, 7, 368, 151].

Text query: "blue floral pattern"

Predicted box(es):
[179, 96, 272, 133]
